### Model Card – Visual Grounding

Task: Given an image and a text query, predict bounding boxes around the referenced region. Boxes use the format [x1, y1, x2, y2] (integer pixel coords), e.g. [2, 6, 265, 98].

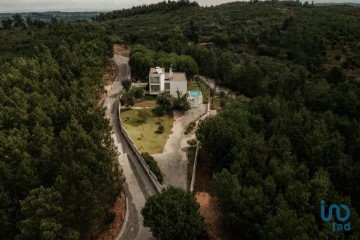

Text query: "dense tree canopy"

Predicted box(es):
[197, 95, 360, 238]
[0, 23, 123, 239]
[141, 186, 205, 240]
[129, 45, 199, 80]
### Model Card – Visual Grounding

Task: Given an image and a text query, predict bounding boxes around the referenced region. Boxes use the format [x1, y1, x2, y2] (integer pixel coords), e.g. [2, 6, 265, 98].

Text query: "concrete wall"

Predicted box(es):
[170, 81, 187, 97]
[117, 97, 163, 192]
[190, 101, 210, 192]
[189, 94, 203, 108]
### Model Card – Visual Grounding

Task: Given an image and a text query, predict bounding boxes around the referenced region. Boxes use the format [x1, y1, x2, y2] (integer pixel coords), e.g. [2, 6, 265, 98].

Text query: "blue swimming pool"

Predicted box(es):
[189, 90, 202, 97]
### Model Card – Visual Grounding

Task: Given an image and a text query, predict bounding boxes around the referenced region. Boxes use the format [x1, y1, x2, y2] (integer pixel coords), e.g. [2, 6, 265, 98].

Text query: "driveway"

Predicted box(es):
[152, 104, 207, 189]
[105, 54, 156, 240]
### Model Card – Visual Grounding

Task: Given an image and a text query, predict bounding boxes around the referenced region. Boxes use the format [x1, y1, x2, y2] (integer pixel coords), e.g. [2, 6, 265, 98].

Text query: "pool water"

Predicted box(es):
[189, 90, 202, 97]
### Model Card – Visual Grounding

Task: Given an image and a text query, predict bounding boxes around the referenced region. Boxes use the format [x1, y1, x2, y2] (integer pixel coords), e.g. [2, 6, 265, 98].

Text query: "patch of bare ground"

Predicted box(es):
[194, 149, 232, 240]
[322, 48, 360, 81]
[97, 192, 126, 240]
[114, 44, 130, 57]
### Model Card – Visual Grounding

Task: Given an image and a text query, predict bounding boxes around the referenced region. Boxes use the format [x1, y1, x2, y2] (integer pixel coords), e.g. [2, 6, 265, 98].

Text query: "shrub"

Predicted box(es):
[141, 152, 164, 183]
[187, 139, 197, 146]
[220, 98, 226, 107]
[120, 91, 135, 106]
[184, 121, 196, 135]
[103, 211, 116, 226]
[219, 90, 226, 98]
[132, 87, 145, 99]
[138, 108, 150, 122]
[122, 79, 132, 92]
[156, 124, 165, 134]
[156, 92, 173, 112]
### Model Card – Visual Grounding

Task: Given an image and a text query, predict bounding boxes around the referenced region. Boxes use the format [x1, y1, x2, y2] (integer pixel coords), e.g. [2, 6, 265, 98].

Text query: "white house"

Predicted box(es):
[149, 66, 203, 107]
[149, 66, 187, 97]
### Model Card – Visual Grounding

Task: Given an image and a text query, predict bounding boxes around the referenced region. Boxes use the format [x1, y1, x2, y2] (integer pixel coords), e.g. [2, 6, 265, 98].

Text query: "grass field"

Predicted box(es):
[120, 108, 174, 154]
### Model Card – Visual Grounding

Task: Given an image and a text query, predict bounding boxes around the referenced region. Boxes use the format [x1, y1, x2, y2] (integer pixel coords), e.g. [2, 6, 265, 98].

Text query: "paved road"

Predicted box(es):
[104, 55, 156, 240]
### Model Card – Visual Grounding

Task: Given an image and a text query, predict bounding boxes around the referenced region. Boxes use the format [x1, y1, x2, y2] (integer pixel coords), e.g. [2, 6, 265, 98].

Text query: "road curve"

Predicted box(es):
[104, 54, 156, 240]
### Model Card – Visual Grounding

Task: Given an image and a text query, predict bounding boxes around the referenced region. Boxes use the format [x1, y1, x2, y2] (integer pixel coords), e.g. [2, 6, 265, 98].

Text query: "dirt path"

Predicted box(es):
[97, 193, 126, 240]
[194, 149, 232, 240]
[152, 104, 207, 189]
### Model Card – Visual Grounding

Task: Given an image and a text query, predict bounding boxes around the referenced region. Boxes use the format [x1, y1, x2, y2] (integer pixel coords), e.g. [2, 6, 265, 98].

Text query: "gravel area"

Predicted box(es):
[152, 104, 207, 189]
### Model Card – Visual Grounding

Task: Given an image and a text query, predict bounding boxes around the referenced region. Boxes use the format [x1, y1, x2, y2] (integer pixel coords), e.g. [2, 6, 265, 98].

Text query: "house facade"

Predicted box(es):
[149, 67, 187, 97]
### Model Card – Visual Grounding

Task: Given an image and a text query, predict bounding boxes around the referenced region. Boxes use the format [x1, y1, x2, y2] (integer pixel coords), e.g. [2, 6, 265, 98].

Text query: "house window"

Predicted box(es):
[150, 77, 160, 84]
[165, 82, 170, 90]
[151, 85, 160, 92]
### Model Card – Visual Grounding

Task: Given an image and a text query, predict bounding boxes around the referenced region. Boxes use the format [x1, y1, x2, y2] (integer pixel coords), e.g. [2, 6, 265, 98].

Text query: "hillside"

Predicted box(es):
[1, 1, 360, 239]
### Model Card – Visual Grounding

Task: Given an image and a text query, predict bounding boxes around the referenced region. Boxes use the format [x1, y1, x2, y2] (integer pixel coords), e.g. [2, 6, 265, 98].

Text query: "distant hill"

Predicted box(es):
[0, 11, 101, 23]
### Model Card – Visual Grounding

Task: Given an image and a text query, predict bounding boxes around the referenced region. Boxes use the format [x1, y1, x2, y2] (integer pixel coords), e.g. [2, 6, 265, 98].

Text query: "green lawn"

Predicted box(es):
[187, 81, 200, 91]
[120, 108, 174, 154]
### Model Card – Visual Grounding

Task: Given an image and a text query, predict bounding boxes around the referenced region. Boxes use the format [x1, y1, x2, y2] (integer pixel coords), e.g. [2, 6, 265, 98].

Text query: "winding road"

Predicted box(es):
[104, 54, 156, 240]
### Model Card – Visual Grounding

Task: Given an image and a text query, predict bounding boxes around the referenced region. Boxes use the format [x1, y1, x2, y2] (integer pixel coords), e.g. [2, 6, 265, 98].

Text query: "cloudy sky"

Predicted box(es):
[0, 0, 359, 12]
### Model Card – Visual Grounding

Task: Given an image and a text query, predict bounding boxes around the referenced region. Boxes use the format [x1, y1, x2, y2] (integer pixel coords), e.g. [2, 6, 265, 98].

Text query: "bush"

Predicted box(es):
[120, 91, 135, 106]
[184, 121, 196, 135]
[172, 90, 190, 112]
[132, 87, 145, 99]
[122, 79, 132, 92]
[103, 211, 116, 226]
[187, 139, 197, 146]
[156, 92, 173, 112]
[156, 124, 165, 134]
[219, 90, 226, 98]
[220, 98, 226, 107]
[141, 152, 164, 183]
[138, 108, 150, 122]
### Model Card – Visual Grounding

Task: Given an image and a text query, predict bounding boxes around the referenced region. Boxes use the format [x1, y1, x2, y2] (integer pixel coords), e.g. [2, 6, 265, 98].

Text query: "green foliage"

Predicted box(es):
[138, 107, 150, 123]
[122, 79, 132, 91]
[17, 186, 78, 240]
[1, 19, 13, 29]
[156, 124, 165, 134]
[96, 0, 199, 21]
[187, 138, 197, 146]
[173, 90, 191, 112]
[219, 91, 226, 98]
[120, 91, 135, 106]
[103, 212, 116, 226]
[198, 96, 360, 239]
[141, 152, 164, 183]
[0, 23, 124, 239]
[184, 121, 196, 135]
[156, 92, 173, 112]
[12, 14, 25, 28]
[131, 86, 145, 99]
[141, 186, 205, 240]
[2, 2, 360, 239]
[129, 45, 199, 80]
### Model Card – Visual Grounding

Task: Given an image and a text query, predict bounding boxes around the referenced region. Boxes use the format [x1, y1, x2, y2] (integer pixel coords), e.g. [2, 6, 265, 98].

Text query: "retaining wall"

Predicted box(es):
[116, 97, 163, 193]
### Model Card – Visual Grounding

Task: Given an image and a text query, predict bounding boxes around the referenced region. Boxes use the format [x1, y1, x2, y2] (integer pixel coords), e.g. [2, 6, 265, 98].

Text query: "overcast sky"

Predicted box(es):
[0, 0, 359, 13]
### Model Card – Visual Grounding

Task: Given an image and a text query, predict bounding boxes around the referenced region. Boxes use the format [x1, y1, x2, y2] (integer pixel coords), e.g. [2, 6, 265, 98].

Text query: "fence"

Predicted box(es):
[189, 142, 200, 192]
[189, 101, 210, 192]
[116, 97, 163, 193]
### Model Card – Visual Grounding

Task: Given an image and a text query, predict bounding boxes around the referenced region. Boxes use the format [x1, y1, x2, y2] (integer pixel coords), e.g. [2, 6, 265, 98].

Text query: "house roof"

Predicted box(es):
[165, 72, 187, 82]
[149, 67, 165, 75]
[149, 67, 187, 82]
